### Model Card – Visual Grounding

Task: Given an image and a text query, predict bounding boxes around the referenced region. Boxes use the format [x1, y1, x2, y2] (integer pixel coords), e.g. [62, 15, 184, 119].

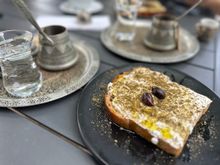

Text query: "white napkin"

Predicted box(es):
[36, 15, 111, 31]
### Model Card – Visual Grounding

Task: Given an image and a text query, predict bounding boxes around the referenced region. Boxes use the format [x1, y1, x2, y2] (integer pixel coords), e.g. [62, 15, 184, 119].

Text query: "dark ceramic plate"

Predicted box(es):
[77, 64, 220, 165]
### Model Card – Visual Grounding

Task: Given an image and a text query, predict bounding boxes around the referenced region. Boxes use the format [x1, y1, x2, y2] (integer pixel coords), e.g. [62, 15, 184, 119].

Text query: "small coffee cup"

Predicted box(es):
[37, 25, 78, 71]
[196, 18, 219, 42]
[68, 0, 94, 10]
[144, 15, 179, 51]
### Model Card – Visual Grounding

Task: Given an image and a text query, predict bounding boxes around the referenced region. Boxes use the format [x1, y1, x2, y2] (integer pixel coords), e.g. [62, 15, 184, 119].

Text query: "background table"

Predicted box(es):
[0, 0, 219, 164]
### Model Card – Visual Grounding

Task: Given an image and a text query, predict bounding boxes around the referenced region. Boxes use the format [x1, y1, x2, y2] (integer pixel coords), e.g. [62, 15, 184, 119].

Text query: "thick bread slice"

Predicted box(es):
[138, 0, 167, 17]
[104, 67, 212, 157]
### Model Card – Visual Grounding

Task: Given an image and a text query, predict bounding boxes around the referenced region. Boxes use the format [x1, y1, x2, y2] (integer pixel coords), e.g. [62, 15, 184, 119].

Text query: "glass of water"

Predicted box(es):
[114, 0, 142, 41]
[0, 30, 42, 97]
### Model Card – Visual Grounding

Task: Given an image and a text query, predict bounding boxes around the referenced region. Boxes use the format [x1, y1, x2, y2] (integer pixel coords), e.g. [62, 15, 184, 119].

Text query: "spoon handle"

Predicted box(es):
[13, 0, 54, 46]
[176, 0, 202, 20]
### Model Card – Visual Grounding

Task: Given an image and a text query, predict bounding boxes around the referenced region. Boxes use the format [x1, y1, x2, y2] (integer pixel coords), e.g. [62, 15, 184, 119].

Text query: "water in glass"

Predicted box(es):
[0, 30, 42, 97]
[114, 0, 142, 41]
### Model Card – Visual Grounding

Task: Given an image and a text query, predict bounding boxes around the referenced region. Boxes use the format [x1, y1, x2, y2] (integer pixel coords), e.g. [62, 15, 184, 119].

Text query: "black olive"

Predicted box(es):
[152, 87, 166, 99]
[142, 92, 154, 106]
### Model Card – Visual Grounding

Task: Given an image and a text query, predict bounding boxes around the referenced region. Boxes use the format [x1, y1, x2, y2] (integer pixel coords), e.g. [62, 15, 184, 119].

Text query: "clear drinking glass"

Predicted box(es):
[0, 30, 42, 97]
[114, 0, 142, 41]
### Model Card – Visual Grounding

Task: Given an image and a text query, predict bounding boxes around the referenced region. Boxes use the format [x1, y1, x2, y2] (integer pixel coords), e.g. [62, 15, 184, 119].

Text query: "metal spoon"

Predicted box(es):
[176, 0, 202, 20]
[12, 0, 54, 46]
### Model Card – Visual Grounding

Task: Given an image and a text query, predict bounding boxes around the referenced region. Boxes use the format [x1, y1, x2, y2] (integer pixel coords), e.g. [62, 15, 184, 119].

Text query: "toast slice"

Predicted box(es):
[138, 0, 167, 17]
[105, 67, 212, 156]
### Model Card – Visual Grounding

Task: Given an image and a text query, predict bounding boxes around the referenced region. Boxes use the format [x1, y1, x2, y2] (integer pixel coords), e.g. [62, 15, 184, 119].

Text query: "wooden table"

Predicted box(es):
[0, 0, 219, 164]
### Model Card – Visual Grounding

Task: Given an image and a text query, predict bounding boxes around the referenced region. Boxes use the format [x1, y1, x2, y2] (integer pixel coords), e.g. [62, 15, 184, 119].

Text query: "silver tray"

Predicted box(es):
[0, 41, 100, 107]
[101, 25, 200, 63]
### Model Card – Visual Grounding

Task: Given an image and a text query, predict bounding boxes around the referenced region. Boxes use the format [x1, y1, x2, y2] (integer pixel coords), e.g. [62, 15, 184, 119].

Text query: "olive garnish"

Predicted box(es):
[152, 87, 166, 99]
[142, 92, 154, 106]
